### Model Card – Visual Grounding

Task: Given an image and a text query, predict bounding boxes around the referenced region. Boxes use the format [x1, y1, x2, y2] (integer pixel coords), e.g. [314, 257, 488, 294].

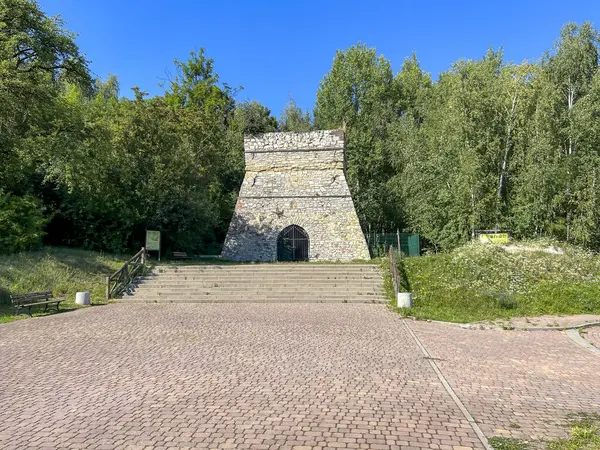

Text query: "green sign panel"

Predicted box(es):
[146, 230, 161, 251]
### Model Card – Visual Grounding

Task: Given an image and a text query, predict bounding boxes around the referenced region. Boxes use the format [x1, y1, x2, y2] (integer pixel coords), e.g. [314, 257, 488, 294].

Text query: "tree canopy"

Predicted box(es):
[1, 0, 599, 254]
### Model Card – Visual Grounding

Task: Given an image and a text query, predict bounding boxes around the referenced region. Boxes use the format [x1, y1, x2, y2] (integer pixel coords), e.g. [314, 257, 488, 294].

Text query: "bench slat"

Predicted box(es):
[10, 290, 62, 316]
[16, 300, 62, 307]
[13, 293, 54, 298]
[11, 291, 53, 299]
[11, 294, 53, 305]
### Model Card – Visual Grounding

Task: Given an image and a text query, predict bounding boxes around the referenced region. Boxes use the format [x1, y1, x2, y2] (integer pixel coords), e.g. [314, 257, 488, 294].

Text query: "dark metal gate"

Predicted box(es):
[277, 225, 309, 261]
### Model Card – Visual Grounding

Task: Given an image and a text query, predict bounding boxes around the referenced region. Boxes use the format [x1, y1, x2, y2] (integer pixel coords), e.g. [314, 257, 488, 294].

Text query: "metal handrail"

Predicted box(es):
[389, 247, 400, 295]
[106, 247, 147, 299]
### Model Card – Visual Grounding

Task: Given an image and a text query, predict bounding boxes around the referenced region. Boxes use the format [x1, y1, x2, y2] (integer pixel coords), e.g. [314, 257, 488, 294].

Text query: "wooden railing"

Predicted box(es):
[106, 248, 147, 299]
[389, 246, 400, 295]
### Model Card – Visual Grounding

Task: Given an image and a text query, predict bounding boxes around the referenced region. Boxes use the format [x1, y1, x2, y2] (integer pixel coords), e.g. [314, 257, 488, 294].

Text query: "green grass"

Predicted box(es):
[547, 413, 600, 450]
[387, 241, 600, 323]
[488, 437, 530, 450]
[487, 413, 600, 449]
[0, 247, 126, 323]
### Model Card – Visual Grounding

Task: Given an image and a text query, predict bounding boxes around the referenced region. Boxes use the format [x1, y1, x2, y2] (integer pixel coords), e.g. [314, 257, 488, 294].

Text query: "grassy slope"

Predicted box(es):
[391, 242, 600, 323]
[0, 247, 125, 323]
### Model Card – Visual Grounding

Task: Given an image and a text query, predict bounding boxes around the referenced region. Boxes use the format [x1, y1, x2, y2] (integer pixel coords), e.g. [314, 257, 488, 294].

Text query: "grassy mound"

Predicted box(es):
[0, 247, 125, 323]
[392, 242, 600, 323]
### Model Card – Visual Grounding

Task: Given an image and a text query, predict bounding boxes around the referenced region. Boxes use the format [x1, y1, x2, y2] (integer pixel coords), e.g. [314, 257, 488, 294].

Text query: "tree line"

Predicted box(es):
[1, 0, 599, 255]
[314, 24, 600, 251]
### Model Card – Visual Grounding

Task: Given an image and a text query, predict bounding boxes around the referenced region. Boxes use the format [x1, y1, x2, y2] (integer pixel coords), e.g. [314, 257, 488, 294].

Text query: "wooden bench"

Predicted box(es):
[172, 251, 192, 259]
[10, 291, 63, 316]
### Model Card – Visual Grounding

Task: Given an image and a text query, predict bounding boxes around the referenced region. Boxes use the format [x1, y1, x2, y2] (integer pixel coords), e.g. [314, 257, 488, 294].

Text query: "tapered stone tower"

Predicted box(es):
[221, 130, 370, 262]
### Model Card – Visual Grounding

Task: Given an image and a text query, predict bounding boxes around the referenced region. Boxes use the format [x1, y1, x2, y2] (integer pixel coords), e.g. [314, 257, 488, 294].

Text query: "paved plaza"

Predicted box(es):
[584, 325, 600, 349]
[410, 321, 600, 442]
[0, 304, 599, 450]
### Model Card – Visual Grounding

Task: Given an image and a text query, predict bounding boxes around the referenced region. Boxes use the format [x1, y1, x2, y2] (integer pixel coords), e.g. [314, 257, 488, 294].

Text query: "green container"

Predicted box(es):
[407, 234, 420, 257]
[366, 233, 420, 257]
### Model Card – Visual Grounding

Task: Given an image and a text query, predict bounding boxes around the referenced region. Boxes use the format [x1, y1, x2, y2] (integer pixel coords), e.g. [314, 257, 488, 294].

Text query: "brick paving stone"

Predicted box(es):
[408, 320, 600, 443]
[478, 314, 600, 329]
[0, 304, 482, 450]
[583, 326, 600, 349]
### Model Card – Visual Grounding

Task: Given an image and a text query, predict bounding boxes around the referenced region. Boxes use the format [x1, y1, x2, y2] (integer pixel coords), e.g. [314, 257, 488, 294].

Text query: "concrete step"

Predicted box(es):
[128, 293, 385, 299]
[129, 290, 384, 298]
[146, 270, 382, 275]
[127, 292, 386, 298]
[132, 288, 384, 295]
[135, 281, 383, 288]
[121, 297, 388, 304]
[123, 297, 387, 304]
[154, 264, 378, 269]
[153, 268, 380, 274]
[140, 279, 382, 285]
[144, 274, 382, 278]
[151, 271, 381, 277]
[125, 289, 385, 295]
[122, 264, 387, 304]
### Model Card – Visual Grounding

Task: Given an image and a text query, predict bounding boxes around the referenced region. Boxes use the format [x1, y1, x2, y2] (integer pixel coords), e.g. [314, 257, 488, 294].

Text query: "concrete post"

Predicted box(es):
[75, 291, 91, 306]
[397, 292, 412, 308]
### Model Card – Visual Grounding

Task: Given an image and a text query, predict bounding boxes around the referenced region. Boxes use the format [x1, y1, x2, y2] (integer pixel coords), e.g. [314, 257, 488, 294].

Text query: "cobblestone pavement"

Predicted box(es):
[476, 314, 600, 330]
[2, 306, 599, 450]
[408, 320, 600, 443]
[0, 304, 483, 450]
[583, 325, 600, 348]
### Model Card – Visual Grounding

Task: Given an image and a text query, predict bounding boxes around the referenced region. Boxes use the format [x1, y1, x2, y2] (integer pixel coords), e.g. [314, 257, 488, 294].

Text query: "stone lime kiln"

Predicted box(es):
[221, 130, 370, 262]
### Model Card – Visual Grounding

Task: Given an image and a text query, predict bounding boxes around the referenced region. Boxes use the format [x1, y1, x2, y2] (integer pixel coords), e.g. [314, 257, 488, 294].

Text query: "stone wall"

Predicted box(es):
[221, 130, 370, 262]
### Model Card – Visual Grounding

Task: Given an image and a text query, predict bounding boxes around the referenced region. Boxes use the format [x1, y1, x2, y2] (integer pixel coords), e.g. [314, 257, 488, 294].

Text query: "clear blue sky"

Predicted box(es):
[40, 0, 599, 118]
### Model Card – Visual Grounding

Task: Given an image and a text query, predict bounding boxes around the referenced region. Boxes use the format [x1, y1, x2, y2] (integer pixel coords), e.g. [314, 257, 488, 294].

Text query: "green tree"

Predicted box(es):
[547, 22, 599, 241]
[166, 48, 236, 115]
[0, 0, 89, 193]
[0, 190, 45, 253]
[314, 43, 399, 232]
[233, 100, 278, 134]
[43, 49, 240, 253]
[398, 50, 506, 248]
[395, 53, 432, 122]
[511, 22, 599, 243]
[385, 54, 432, 238]
[279, 98, 312, 131]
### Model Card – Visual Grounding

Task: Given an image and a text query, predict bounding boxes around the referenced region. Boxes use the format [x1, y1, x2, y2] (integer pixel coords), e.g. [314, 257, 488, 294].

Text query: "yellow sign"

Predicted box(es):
[146, 230, 161, 251]
[479, 233, 509, 244]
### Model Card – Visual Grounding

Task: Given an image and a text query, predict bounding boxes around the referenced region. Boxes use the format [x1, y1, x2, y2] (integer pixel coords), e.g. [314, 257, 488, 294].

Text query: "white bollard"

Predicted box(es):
[75, 291, 91, 306]
[397, 292, 412, 308]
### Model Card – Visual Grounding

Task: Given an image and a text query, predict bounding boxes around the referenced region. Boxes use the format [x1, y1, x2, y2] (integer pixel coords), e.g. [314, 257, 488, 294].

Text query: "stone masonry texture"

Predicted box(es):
[221, 130, 370, 262]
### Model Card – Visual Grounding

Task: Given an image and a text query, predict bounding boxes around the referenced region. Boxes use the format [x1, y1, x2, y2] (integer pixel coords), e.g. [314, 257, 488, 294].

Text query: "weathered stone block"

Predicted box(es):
[222, 130, 370, 262]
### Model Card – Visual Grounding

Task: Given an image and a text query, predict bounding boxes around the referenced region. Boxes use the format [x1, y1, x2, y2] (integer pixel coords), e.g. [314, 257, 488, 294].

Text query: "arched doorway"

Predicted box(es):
[277, 225, 309, 261]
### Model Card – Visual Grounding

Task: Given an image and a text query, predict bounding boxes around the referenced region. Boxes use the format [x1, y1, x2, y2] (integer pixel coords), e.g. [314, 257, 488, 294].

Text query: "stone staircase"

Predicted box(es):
[121, 264, 387, 303]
